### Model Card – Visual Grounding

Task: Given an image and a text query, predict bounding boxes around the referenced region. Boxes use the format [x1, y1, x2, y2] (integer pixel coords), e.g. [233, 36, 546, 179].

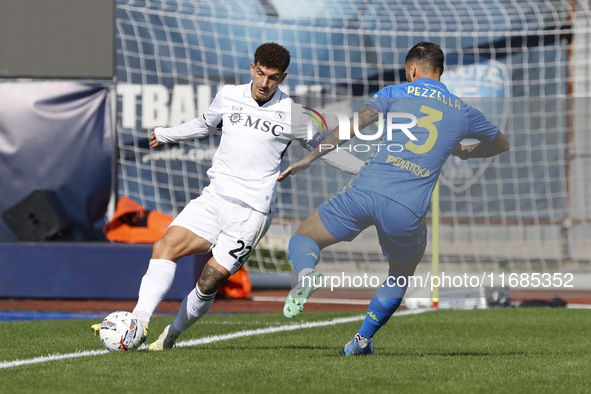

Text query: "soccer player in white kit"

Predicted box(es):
[123, 43, 362, 350]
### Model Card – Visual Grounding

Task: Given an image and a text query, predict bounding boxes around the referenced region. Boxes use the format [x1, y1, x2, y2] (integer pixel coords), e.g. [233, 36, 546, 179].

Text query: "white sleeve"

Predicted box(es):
[154, 116, 210, 143]
[318, 148, 365, 175]
[293, 107, 364, 175]
[154, 88, 225, 143]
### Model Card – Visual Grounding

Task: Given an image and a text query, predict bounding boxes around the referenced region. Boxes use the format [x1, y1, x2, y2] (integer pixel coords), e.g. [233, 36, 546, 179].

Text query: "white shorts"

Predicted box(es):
[170, 186, 272, 274]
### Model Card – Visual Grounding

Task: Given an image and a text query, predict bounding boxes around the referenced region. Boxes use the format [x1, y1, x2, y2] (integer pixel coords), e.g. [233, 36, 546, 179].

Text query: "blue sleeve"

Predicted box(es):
[465, 106, 500, 142]
[364, 85, 399, 114]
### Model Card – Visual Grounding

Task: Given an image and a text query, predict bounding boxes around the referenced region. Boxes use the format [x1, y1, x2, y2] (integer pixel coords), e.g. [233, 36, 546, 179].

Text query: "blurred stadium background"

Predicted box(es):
[0, 0, 590, 302]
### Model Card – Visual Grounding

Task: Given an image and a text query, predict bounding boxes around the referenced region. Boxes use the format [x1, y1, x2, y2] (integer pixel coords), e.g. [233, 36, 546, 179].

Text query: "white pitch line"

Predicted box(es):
[176, 314, 365, 348]
[0, 349, 109, 370]
[0, 309, 429, 370]
[567, 304, 591, 309]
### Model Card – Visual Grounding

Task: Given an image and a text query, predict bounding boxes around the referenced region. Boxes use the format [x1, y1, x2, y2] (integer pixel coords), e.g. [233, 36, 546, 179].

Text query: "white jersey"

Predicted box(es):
[154, 82, 363, 213]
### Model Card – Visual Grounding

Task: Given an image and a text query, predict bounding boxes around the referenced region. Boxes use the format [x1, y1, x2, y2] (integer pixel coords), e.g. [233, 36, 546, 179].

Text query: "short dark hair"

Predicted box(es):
[254, 42, 291, 73]
[405, 42, 444, 75]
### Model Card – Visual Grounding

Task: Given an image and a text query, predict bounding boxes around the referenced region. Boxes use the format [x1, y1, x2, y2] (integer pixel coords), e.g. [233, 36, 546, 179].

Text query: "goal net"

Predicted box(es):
[114, 0, 591, 290]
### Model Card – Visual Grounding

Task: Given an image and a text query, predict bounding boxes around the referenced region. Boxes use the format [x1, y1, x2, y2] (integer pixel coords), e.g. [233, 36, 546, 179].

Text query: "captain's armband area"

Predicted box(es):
[305, 131, 324, 150]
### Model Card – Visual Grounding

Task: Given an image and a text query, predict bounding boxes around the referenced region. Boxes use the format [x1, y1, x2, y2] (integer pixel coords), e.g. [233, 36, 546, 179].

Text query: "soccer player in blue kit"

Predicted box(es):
[277, 42, 510, 356]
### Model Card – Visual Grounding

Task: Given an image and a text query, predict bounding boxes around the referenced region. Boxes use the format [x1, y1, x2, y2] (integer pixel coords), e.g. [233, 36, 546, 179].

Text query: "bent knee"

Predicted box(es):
[152, 237, 182, 261]
[388, 252, 424, 277]
[294, 210, 338, 250]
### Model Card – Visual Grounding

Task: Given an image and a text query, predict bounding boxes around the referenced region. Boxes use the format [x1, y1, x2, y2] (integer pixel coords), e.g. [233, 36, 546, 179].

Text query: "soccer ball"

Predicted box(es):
[99, 311, 144, 352]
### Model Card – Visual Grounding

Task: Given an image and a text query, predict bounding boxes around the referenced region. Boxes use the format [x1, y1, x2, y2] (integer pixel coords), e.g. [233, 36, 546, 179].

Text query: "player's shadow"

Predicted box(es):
[374, 350, 540, 357]
[196, 344, 336, 351]
[172, 344, 539, 357]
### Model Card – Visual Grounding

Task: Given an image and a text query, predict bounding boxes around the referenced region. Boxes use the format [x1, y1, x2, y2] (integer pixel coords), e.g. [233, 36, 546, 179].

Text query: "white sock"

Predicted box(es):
[355, 333, 371, 348]
[170, 286, 216, 336]
[132, 259, 177, 324]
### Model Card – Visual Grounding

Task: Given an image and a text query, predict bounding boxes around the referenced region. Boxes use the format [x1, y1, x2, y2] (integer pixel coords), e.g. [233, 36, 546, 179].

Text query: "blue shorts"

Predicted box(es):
[318, 185, 427, 261]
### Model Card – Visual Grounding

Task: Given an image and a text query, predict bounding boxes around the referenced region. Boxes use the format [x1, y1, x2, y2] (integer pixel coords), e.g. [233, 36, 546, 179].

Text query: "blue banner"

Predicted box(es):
[0, 82, 113, 241]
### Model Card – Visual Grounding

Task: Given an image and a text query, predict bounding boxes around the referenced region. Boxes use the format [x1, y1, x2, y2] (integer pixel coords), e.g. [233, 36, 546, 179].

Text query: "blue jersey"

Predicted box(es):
[352, 77, 499, 217]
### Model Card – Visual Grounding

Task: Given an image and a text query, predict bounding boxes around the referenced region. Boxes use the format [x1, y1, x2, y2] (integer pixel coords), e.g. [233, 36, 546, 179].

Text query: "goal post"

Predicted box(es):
[431, 180, 440, 309]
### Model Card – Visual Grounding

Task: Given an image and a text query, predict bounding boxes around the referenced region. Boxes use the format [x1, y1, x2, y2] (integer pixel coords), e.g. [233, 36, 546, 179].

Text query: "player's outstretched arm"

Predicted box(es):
[277, 104, 379, 182]
[149, 129, 161, 147]
[150, 116, 213, 147]
[451, 131, 510, 160]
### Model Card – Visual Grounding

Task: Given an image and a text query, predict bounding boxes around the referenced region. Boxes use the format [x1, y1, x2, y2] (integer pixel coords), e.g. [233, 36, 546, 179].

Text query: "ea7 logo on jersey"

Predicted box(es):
[242, 115, 285, 136]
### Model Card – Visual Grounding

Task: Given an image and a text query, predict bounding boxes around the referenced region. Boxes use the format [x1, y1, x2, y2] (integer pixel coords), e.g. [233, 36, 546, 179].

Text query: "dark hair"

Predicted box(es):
[254, 43, 291, 73]
[405, 42, 444, 75]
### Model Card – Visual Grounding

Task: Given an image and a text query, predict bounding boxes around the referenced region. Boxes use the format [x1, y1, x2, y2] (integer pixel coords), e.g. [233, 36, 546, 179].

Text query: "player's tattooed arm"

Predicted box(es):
[313, 104, 379, 149]
[277, 104, 379, 181]
[356, 104, 381, 131]
[198, 263, 229, 294]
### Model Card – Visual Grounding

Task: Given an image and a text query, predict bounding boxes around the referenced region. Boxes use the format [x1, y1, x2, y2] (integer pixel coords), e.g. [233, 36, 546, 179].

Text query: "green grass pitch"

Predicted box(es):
[1, 308, 589, 393]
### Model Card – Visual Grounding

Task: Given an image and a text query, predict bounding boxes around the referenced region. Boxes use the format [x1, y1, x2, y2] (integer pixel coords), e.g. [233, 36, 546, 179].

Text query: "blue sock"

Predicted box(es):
[358, 271, 408, 339]
[288, 234, 320, 280]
